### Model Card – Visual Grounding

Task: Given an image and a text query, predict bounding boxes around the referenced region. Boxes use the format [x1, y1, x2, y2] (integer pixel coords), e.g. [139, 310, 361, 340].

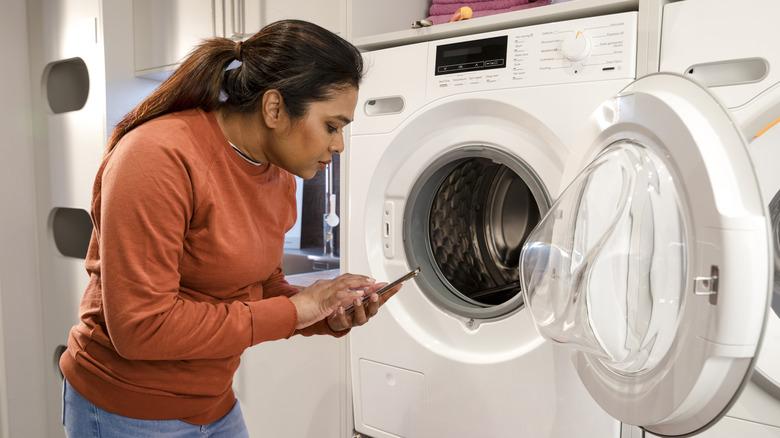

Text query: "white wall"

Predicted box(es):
[0, 0, 49, 437]
[27, 0, 109, 435]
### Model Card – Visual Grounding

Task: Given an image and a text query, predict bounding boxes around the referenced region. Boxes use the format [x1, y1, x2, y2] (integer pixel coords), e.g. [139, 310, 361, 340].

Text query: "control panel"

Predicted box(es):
[427, 12, 637, 98]
[435, 36, 508, 76]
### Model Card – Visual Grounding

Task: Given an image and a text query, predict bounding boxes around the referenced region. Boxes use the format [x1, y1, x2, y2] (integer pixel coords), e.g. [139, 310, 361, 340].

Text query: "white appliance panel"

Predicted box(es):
[426, 12, 637, 99]
[660, 0, 780, 111]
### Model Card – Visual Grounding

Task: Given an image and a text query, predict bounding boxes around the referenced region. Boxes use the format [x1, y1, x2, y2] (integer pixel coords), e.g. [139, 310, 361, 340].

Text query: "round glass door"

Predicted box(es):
[521, 141, 687, 374]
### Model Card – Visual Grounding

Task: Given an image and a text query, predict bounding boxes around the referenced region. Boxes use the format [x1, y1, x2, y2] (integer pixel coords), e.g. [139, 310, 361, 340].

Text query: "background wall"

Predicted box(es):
[0, 1, 49, 437]
[301, 154, 341, 254]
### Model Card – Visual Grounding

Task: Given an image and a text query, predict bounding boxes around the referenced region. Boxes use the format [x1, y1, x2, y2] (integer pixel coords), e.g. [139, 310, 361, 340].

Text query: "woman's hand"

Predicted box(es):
[289, 274, 375, 330]
[326, 281, 403, 332]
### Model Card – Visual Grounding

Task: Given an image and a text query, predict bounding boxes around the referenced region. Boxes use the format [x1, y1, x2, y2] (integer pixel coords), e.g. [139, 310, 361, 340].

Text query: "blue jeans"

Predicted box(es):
[62, 380, 249, 437]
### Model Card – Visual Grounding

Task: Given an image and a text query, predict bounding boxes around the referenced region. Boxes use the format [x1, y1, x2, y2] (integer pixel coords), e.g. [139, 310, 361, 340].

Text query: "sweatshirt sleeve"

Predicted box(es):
[262, 267, 301, 299]
[263, 267, 350, 338]
[98, 139, 297, 361]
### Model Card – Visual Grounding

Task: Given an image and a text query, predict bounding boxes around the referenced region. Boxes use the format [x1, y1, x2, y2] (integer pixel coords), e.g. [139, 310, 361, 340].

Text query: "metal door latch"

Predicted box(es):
[694, 265, 719, 295]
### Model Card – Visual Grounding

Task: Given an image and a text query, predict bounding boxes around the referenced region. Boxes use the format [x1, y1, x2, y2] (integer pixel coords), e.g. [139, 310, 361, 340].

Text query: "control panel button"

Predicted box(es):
[560, 31, 591, 62]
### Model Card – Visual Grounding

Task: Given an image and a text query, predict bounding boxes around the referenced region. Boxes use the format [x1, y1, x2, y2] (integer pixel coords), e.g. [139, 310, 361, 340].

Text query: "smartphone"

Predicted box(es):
[344, 267, 421, 315]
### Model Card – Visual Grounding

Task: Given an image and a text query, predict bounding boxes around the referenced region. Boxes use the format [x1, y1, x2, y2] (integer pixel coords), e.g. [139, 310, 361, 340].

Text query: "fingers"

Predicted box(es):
[365, 293, 380, 318]
[328, 306, 351, 332]
[298, 272, 391, 329]
[318, 272, 405, 331]
[327, 292, 381, 332]
[351, 297, 369, 326]
[325, 274, 375, 309]
[306, 274, 373, 295]
[331, 288, 364, 310]
[332, 274, 375, 291]
[335, 273, 375, 284]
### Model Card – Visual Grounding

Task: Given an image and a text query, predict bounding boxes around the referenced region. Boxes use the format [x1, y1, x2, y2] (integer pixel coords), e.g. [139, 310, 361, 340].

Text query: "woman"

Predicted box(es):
[60, 20, 395, 437]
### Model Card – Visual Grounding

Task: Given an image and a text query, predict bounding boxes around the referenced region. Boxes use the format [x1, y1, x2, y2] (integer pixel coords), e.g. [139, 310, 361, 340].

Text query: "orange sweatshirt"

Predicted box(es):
[60, 109, 344, 425]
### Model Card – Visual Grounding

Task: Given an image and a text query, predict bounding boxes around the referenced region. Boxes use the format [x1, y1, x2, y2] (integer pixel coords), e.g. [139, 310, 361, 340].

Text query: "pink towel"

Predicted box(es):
[430, 0, 501, 4]
[430, 0, 532, 16]
[427, 1, 551, 25]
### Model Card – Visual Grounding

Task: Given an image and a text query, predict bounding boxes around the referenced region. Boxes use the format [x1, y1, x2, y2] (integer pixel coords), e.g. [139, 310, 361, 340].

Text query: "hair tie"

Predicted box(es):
[235, 40, 244, 61]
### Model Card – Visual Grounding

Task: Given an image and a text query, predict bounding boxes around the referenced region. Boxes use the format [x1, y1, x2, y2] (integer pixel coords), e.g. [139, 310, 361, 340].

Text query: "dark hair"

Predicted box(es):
[107, 20, 364, 152]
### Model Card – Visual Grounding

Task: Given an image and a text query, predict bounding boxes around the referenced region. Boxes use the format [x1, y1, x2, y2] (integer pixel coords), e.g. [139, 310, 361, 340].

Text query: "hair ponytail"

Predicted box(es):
[107, 38, 238, 152]
[108, 20, 364, 153]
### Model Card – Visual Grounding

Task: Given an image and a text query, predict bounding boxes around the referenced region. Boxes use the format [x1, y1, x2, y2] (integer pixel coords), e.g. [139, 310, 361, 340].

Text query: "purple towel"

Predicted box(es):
[427, 1, 551, 25]
[430, 0, 532, 15]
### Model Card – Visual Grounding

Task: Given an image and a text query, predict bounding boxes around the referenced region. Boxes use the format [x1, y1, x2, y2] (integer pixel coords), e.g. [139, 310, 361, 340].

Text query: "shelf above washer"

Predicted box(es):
[352, 0, 638, 51]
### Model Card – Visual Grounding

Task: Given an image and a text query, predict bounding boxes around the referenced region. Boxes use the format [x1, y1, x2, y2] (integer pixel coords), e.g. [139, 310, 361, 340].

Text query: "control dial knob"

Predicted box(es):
[560, 31, 591, 62]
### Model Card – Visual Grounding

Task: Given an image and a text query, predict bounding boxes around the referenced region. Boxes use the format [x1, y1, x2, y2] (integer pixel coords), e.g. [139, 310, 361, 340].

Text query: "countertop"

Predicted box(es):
[283, 248, 340, 262]
[285, 269, 340, 288]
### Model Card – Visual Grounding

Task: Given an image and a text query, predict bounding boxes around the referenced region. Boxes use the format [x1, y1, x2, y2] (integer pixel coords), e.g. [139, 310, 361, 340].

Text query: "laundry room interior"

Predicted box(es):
[1, 0, 778, 437]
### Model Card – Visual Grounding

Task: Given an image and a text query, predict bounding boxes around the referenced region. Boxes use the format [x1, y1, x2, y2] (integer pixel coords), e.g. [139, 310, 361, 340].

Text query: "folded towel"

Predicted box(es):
[430, 0, 502, 4]
[430, 0, 532, 15]
[427, 1, 551, 25]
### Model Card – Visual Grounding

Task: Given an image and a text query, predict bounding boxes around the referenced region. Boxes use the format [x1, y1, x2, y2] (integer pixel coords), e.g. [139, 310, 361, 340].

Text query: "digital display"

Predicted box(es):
[443, 46, 483, 58]
[435, 35, 507, 76]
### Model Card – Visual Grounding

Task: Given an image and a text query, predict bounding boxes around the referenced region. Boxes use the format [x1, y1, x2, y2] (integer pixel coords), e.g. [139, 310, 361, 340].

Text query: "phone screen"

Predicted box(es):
[344, 267, 421, 314]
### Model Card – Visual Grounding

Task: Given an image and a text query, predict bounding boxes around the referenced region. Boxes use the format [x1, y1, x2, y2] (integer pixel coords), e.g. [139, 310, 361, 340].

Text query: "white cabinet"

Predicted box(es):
[132, 0, 347, 76]
[132, 0, 225, 76]
[236, 336, 349, 438]
[243, 0, 347, 38]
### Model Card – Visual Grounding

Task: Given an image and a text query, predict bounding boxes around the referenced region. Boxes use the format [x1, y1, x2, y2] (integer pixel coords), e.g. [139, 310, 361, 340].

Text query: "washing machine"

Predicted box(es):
[346, 12, 631, 438]
[345, 9, 773, 438]
[653, 0, 780, 436]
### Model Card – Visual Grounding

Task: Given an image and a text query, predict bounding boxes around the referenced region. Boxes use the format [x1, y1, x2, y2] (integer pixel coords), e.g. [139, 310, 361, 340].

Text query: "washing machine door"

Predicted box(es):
[520, 73, 773, 437]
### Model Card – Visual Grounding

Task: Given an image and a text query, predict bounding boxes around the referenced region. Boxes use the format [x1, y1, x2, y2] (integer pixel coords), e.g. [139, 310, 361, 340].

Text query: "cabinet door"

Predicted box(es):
[242, 0, 347, 39]
[236, 336, 347, 438]
[133, 0, 222, 74]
